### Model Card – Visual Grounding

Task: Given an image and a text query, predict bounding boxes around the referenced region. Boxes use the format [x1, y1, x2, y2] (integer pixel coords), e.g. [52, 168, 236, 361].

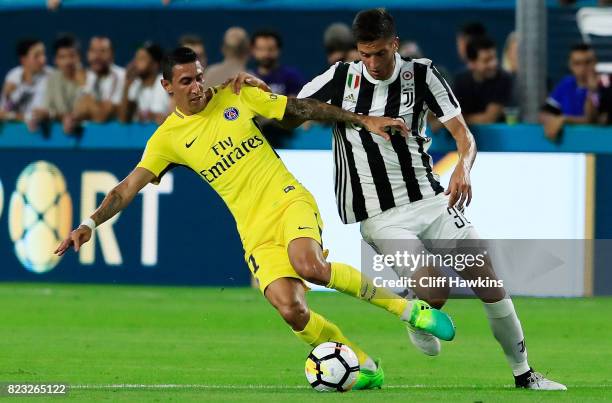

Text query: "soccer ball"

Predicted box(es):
[305, 342, 360, 392]
[8, 161, 72, 273]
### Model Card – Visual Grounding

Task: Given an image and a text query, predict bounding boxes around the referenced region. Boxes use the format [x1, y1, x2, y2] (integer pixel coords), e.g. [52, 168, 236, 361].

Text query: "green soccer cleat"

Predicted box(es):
[352, 359, 384, 390]
[405, 300, 456, 341]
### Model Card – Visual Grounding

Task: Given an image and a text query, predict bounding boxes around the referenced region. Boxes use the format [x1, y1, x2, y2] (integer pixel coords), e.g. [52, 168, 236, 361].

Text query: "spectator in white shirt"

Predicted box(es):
[119, 42, 169, 124]
[1, 38, 51, 123]
[29, 34, 86, 133]
[64, 36, 125, 133]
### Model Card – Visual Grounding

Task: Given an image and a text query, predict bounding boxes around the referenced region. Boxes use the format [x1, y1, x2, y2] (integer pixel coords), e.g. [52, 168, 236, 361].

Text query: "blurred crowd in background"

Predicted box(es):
[1, 7, 612, 142]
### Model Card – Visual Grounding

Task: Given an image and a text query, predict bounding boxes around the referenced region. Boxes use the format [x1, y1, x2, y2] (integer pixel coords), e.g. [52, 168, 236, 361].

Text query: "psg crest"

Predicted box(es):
[224, 107, 240, 121]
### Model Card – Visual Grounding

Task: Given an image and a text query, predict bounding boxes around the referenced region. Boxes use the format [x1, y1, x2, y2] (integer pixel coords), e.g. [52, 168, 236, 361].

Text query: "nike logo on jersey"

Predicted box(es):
[185, 138, 197, 148]
[298, 226, 312, 230]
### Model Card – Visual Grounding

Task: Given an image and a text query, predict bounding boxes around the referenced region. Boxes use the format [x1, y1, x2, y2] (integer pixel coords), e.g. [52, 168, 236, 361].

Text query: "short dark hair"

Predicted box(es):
[90, 36, 114, 53]
[141, 41, 164, 65]
[53, 34, 79, 55]
[466, 36, 496, 61]
[16, 38, 42, 58]
[179, 34, 204, 47]
[162, 46, 197, 81]
[459, 22, 487, 38]
[570, 42, 593, 55]
[352, 8, 396, 43]
[251, 29, 283, 49]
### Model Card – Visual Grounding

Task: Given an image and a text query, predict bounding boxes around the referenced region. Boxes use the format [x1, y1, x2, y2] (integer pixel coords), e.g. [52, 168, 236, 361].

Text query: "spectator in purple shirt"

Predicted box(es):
[540, 43, 600, 140]
[251, 29, 305, 96]
[251, 29, 306, 147]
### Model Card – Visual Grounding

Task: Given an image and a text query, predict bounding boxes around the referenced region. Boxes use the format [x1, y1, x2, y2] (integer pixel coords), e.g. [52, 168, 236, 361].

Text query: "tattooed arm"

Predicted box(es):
[281, 97, 409, 140]
[91, 167, 154, 225]
[222, 72, 409, 137]
[54, 167, 155, 256]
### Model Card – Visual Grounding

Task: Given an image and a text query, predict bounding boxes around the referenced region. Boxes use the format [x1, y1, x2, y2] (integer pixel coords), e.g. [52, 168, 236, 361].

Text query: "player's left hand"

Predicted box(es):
[360, 116, 408, 140]
[222, 72, 272, 95]
[445, 165, 472, 209]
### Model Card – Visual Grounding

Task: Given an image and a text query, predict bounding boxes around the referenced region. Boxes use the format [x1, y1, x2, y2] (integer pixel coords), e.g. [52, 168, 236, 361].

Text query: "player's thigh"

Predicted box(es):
[361, 223, 449, 305]
[419, 197, 506, 301]
[361, 205, 451, 305]
[245, 243, 306, 294]
[281, 200, 324, 248]
[282, 200, 329, 276]
[361, 213, 423, 279]
[360, 205, 423, 247]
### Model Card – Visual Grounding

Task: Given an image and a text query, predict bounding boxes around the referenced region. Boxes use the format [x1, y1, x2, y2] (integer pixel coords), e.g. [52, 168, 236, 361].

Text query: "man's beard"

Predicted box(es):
[138, 69, 154, 80]
[92, 63, 110, 75]
[257, 58, 276, 69]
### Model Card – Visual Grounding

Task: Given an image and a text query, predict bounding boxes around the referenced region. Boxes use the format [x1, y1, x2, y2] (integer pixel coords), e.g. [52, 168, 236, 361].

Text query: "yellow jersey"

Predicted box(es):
[137, 86, 316, 252]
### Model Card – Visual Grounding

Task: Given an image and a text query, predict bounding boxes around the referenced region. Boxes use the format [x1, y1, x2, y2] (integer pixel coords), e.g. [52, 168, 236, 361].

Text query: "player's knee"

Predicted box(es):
[291, 254, 330, 286]
[478, 286, 507, 303]
[413, 290, 448, 309]
[411, 268, 450, 309]
[276, 299, 310, 330]
[426, 296, 447, 310]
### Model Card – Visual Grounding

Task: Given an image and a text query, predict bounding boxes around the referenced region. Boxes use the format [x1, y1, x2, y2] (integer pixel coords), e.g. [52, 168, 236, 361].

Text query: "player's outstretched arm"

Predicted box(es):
[54, 167, 155, 256]
[443, 115, 476, 209]
[284, 97, 408, 141]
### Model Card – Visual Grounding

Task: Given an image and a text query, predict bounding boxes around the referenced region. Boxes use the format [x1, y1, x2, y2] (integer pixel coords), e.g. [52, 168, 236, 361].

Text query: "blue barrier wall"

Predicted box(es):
[0, 149, 249, 286]
[1, 122, 610, 293]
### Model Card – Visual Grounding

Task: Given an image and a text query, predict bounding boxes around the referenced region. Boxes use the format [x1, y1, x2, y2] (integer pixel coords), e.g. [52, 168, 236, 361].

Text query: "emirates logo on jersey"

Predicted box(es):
[200, 134, 265, 183]
[346, 73, 361, 89]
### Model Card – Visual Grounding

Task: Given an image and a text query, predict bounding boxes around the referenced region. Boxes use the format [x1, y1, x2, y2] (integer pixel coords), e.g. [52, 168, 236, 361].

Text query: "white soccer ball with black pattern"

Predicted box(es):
[305, 341, 360, 392]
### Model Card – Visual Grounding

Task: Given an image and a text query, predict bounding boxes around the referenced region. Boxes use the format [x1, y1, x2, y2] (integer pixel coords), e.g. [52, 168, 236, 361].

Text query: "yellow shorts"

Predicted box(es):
[245, 199, 324, 293]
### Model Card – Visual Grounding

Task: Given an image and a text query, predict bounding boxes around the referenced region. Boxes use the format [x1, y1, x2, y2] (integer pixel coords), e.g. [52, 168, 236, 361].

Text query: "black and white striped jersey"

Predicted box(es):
[297, 53, 461, 224]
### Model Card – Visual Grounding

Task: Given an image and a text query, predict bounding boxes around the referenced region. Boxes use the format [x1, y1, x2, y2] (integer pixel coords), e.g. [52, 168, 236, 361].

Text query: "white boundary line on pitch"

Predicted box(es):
[70, 384, 612, 390]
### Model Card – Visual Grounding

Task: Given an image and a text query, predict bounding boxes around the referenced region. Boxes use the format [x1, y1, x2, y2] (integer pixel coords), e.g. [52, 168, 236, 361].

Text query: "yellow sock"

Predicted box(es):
[328, 262, 408, 317]
[294, 310, 369, 366]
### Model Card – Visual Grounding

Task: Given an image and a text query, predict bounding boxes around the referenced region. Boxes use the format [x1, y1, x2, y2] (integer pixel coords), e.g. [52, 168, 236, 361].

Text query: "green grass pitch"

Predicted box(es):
[1, 283, 610, 402]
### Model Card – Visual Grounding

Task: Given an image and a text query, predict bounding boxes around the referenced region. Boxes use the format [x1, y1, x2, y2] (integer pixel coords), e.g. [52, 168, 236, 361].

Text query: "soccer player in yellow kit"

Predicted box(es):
[55, 47, 455, 389]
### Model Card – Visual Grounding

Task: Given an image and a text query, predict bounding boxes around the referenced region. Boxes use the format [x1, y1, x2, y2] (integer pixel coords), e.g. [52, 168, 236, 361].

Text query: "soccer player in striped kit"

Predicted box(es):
[228, 7, 566, 391]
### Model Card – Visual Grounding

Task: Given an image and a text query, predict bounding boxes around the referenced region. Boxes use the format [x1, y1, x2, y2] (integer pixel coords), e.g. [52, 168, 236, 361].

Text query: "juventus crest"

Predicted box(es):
[401, 69, 415, 108]
[401, 90, 415, 108]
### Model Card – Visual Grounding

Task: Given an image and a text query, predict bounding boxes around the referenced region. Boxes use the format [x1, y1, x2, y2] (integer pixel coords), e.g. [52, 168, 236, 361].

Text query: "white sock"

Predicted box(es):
[483, 299, 530, 376]
[362, 356, 377, 371]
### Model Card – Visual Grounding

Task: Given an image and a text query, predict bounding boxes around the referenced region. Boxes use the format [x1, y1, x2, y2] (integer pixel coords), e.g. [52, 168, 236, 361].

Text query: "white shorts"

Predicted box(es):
[360, 194, 479, 277]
